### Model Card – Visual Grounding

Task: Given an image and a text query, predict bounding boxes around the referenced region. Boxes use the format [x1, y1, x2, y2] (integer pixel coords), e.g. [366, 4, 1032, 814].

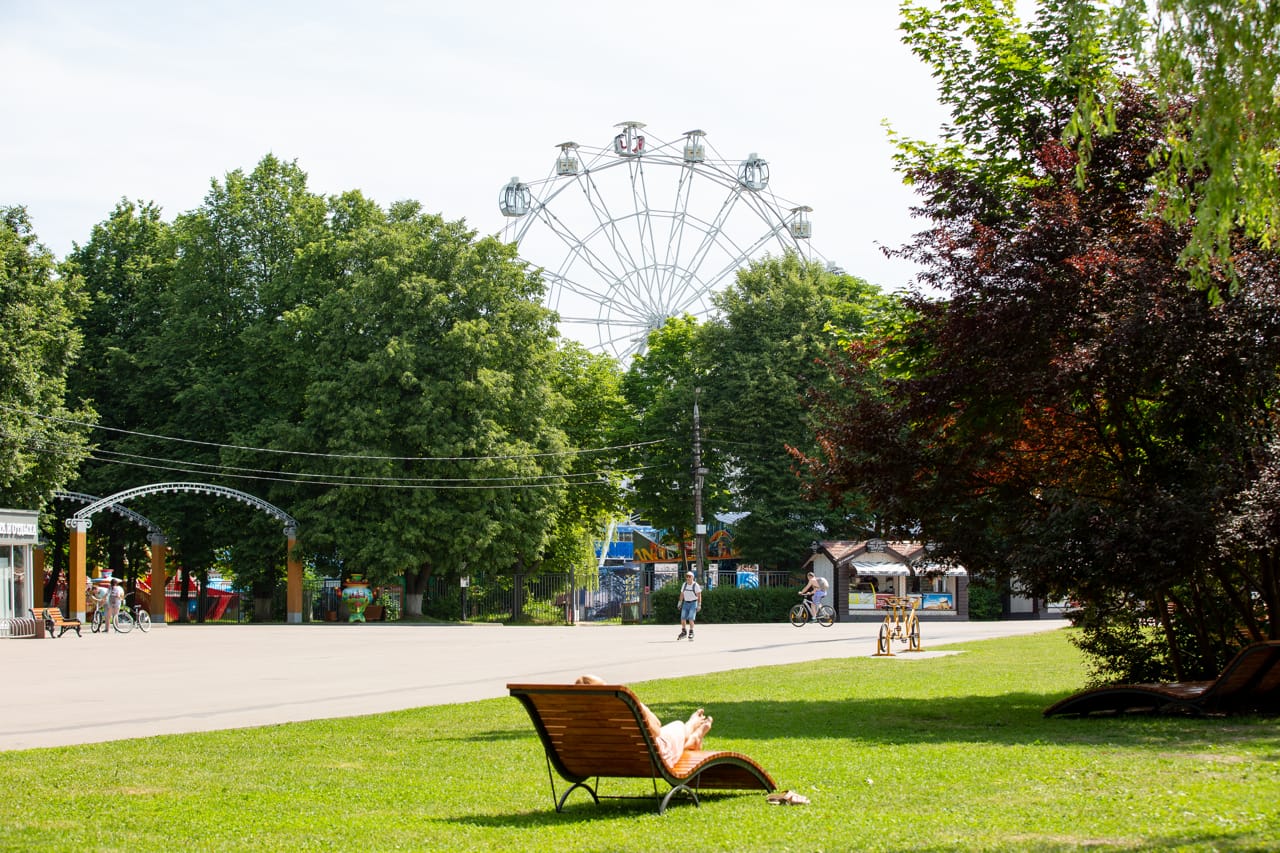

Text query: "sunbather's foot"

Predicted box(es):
[686, 710, 713, 748]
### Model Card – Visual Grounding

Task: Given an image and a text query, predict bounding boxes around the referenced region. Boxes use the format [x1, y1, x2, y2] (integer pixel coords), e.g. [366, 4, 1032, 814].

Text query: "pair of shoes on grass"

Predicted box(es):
[766, 790, 810, 806]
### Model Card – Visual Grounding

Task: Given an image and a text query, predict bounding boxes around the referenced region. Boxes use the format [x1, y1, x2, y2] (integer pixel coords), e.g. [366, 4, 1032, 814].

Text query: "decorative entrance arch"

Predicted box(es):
[66, 483, 304, 624]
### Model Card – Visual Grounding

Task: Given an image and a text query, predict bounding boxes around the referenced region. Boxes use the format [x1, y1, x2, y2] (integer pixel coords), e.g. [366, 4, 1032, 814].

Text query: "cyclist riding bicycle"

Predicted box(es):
[798, 571, 829, 618]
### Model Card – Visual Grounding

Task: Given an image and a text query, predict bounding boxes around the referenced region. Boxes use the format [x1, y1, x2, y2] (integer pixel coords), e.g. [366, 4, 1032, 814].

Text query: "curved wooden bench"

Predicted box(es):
[508, 682, 776, 814]
[1044, 640, 1280, 717]
[31, 606, 82, 638]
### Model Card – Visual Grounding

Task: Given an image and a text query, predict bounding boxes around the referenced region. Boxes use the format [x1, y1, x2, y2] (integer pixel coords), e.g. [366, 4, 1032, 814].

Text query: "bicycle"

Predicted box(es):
[91, 605, 135, 634]
[126, 592, 151, 632]
[790, 594, 835, 628]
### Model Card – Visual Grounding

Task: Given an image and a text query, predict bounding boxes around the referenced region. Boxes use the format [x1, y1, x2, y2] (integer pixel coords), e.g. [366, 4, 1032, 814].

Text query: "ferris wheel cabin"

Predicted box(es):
[613, 121, 646, 157]
[789, 206, 813, 239]
[682, 129, 707, 163]
[737, 153, 769, 191]
[555, 142, 580, 176]
[499, 177, 530, 217]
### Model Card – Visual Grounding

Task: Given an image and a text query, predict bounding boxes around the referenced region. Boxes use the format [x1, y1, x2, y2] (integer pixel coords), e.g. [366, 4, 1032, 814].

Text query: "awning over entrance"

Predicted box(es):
[848, 560, 967, 577]
[850, 560, 911, 576]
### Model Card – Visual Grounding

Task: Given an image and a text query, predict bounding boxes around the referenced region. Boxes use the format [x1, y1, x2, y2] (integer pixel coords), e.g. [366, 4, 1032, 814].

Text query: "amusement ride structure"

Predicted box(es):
[499, 122, 817, 360]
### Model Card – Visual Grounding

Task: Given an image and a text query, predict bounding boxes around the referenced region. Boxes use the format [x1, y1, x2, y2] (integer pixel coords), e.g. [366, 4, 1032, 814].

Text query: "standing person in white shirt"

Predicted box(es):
[676, 570, 702, 641]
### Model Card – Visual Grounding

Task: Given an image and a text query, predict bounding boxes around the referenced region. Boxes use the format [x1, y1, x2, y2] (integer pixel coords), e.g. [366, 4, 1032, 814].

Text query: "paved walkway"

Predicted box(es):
[4, 619, 1069, 751]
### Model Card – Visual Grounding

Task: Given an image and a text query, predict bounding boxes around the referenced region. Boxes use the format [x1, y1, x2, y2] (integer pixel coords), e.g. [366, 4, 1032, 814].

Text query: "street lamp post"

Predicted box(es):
[693, 389, 708, 583]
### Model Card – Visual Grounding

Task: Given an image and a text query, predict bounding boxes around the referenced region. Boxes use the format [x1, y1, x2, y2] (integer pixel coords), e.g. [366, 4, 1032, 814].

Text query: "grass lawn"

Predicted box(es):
[3, 630, 1278, 851]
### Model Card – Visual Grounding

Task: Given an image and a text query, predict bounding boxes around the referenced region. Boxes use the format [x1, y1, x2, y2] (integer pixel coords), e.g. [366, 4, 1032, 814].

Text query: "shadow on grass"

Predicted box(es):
[449, 790, 764, 829]
[471, 692, 1280, 751]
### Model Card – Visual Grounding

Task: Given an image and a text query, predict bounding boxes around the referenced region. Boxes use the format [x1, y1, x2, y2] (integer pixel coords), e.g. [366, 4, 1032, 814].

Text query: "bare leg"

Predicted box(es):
[684, 709, 713, 750]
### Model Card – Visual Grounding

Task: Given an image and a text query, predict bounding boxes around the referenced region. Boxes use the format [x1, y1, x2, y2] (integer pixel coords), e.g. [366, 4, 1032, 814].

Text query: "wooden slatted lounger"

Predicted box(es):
[1044, 640, 1280, 717]
[508, 682, 777, 814]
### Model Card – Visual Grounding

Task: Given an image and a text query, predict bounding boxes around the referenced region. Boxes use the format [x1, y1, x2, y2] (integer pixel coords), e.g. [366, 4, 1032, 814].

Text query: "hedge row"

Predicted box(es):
[648, 582, 804, 624]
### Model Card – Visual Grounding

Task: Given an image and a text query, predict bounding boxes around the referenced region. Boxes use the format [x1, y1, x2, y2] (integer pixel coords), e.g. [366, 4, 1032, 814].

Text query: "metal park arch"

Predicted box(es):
[65, 483, 305, 624]
[57, 491, 165, 537]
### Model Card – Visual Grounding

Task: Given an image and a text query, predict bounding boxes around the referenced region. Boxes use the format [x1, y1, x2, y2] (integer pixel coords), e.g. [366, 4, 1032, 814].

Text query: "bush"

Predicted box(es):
[1070, 601, 1171, 685]
[650, 583, 801, 624]
[966, 579, 1002, 621]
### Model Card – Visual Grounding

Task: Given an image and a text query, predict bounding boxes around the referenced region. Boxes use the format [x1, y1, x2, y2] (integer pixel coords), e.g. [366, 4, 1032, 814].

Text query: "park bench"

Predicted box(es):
[31, 606, 82, 638]
[1044, 640, 1280, 717]
[508, 681, 776, 814]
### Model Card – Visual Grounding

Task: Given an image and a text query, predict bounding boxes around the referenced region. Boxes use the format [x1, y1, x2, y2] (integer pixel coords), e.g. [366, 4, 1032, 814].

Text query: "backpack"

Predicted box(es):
[817, 576, 829, 591]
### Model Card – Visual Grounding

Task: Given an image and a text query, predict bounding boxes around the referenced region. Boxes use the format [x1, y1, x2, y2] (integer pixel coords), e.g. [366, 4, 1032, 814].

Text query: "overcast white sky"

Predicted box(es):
[3, 1, 957, 294]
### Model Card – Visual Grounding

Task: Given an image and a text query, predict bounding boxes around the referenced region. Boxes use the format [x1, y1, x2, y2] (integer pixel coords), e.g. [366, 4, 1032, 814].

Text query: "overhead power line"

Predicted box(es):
[1, 403, 663, 462]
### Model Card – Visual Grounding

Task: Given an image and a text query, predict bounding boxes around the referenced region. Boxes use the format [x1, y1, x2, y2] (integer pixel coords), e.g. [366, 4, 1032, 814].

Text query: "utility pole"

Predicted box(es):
[692, 388, 708, 583]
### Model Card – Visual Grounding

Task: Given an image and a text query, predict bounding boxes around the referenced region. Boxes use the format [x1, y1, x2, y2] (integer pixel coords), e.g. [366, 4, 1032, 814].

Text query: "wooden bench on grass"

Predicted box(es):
[1044, 640, 1280, 717]
[31, 606, 82, 638]
[508, 681, 776, 814]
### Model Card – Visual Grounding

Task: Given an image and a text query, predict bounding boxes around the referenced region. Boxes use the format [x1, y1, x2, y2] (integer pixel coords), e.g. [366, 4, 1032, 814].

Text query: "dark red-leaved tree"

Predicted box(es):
[802, 83, 1280, 682]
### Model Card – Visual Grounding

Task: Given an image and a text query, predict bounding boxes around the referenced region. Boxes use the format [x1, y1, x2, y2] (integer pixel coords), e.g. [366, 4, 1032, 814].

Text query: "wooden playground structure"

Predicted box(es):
[873, 596, 923, 656]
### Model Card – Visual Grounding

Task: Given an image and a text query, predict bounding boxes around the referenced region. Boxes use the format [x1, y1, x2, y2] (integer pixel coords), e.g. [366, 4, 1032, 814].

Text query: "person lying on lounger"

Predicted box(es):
[574, 674, 712, 766]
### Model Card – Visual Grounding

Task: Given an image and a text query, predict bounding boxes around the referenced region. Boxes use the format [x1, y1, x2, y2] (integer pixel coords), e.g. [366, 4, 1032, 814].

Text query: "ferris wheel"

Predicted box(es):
[499, 121, 816, 360]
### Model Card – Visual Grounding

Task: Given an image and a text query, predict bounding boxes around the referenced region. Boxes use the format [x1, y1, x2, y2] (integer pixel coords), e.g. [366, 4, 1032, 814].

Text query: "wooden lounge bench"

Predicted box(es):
[1044, 640, 1280, 717]
[508, 681, 776, 814]
[31, 606, 82, 638]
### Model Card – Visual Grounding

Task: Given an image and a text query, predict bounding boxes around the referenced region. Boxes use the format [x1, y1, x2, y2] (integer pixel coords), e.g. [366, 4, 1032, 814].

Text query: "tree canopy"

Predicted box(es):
[802, 0, 1280, 681]
[0, 207, 94, 508]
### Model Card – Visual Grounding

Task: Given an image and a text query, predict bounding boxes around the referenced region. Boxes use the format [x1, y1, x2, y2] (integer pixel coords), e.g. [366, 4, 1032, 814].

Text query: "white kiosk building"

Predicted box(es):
[806, 539, 969, 621]
[0, 509, 38, 637]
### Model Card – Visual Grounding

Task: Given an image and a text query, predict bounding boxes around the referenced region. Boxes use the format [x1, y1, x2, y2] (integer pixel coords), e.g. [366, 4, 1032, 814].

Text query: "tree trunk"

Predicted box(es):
[403, 561, 432, 618]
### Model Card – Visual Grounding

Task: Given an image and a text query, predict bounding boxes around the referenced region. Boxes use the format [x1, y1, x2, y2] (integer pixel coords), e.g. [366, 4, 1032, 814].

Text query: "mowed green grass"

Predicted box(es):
[3, 630, 1278, 851]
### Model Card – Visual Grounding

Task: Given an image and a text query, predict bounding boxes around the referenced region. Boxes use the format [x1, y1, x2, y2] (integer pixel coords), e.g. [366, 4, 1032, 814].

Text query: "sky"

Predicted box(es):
[3, 1, 956, 300]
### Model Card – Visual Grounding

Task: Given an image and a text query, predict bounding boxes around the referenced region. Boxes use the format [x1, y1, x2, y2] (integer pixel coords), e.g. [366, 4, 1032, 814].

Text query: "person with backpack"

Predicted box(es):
[676, 571, 702, 641]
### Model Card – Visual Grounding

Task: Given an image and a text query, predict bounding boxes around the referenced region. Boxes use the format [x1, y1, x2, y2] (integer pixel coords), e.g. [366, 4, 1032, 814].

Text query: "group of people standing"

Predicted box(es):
[89, 578, 126, 633]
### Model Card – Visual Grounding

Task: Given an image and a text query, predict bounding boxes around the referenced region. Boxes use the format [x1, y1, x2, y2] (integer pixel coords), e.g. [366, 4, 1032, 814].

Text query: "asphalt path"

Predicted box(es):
[3, 618, 1069, 752]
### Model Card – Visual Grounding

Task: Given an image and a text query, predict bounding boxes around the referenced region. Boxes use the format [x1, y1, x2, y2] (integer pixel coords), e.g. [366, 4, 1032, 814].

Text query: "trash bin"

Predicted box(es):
[621, 601, 641, 623]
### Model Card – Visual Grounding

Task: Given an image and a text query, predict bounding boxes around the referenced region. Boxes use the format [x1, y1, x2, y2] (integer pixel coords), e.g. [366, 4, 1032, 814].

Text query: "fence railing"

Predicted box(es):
[209, 567, 803, 625]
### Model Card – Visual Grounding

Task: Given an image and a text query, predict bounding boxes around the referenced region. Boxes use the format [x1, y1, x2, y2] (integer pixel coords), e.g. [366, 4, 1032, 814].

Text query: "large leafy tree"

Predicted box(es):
[700, 253, 888, 567]
[619, 256, 890, 571]
[61, 200, 176, 579]
[804, 75, 1280, 681]
[264, 200, 565, 616]
[542, 341, 630, 579]
[146, 156, 332, 594]
[0, 207, 94, 507]
[616, 315, 709, 560]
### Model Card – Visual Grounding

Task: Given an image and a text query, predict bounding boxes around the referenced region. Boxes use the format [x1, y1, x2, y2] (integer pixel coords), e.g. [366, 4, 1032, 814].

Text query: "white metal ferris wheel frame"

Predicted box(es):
[500, 122, 818, 360]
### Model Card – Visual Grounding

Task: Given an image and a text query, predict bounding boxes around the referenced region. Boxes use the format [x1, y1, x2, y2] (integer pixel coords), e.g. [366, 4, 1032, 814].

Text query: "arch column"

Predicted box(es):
[148, 532, 168, 626]
[33, 544, 45, 608]
[286, 525, 302, 624]
[67, 518, 90, 621]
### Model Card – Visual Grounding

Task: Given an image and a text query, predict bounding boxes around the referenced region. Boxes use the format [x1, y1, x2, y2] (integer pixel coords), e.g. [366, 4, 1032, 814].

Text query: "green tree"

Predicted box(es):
[1075, 0, 1280, 290]
[61, 200, 176, 578]
[616, 315, 709, 562]
[151, 155, 331, 597]
[0, 207, 94, 507]
[700, 253, 888, 568]
[270, 200, 565, 616]
[542, 341, 629, 580]
[894, 0, 1117, 227]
